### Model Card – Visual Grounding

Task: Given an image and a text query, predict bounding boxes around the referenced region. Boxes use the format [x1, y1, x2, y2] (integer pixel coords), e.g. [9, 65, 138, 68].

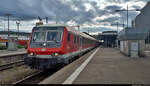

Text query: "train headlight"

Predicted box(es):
[30, 53, 34, 56]
[29, 53, 36, 56]
[43, 43, 47, 47]
[51, 53, 59, 56]
[54, 53, 59, 56]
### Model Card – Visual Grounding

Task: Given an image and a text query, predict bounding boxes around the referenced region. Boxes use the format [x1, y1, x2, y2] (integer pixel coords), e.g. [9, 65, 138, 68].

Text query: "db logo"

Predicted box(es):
[41, 48, 46, 51]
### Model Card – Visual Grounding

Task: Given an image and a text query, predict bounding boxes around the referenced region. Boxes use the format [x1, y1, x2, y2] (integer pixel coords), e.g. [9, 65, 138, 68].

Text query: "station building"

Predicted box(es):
[98, 31, 117, 47]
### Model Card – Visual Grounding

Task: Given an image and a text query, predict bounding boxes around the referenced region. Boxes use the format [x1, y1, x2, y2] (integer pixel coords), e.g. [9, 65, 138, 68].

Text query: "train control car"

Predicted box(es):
[24, 24, 99, 70]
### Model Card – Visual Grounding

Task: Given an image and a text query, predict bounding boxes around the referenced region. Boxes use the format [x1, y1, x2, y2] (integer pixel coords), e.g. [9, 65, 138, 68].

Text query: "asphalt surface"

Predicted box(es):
[40, 47, 150, 84]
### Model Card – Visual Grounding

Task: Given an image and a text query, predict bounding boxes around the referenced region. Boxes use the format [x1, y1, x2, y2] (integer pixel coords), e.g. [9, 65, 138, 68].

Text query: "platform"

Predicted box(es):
[39, 47, 150, 84]
[0, 49, 27, 56]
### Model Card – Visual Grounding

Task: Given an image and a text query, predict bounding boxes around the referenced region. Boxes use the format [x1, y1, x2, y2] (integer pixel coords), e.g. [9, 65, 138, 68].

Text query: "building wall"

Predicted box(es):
[120, 40, 145, 57]
[135, 2, 150, 31]
[139, 40, 145, 56]
[134, 1, 150, 49]
[145, 44, 150, 50]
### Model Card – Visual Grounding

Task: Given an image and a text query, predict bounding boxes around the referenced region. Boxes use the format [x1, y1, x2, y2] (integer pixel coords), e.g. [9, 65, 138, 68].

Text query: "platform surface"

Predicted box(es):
[40, 48, 150, 84]
[0, 48, 27, 56]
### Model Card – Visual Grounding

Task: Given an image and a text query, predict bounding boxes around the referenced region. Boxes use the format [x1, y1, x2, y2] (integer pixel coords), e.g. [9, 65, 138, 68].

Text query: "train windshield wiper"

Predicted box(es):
[46, 40, 58, 43]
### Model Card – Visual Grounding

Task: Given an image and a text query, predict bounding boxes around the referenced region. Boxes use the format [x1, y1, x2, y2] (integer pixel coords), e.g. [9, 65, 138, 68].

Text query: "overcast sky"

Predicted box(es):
[0, 0, 149, 34]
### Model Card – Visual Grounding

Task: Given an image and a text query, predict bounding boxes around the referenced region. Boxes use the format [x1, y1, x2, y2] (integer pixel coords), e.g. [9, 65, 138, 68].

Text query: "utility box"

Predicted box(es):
[118, 28, 147, 58]
[8, 37, 18, 51]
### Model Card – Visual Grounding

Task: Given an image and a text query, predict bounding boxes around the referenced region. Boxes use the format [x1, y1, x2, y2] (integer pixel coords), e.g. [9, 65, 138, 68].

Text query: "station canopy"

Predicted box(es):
[118, 27, 148, 41]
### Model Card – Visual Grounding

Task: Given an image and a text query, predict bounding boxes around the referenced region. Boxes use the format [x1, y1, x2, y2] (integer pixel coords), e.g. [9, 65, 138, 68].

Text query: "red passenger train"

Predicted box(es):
[24, 24, 99, 70]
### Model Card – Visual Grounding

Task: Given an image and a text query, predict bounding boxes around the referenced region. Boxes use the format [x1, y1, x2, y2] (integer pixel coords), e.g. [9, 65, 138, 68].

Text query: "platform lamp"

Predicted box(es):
[5, 13, 12, 48]
[111, 22, 125, 34]
[115, 5, 141, 28]
[16, 21, 20, 38]
[77, 25, 80, 31]
[5, 13, 12, 38]
[46, 17, 48, 24]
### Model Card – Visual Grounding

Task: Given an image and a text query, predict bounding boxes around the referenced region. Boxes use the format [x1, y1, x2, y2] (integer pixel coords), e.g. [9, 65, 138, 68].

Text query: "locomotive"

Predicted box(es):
[24, 24, 99, 70]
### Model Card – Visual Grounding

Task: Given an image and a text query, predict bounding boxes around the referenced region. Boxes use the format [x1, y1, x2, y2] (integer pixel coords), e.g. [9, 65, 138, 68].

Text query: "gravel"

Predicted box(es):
[0, 65, 39, 84]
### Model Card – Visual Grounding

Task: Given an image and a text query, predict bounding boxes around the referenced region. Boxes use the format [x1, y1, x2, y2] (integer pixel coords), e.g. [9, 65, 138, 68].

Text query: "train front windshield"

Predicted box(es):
[32, 32, 46, 42]
[47, 31, 62, 42]
[30, 27, 64, 48]
[32, 31, 62, 42]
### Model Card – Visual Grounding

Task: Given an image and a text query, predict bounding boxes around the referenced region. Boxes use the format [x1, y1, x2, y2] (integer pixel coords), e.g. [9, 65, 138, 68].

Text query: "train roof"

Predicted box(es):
[67, 27, 97, 41]
[36, 24, 68, 27]
[36, 24, 98, 41]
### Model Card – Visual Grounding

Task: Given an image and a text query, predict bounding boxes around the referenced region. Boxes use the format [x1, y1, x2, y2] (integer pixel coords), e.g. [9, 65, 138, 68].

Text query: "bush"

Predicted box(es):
[0, 45, 7, 50]
[17, 45, 25, 49]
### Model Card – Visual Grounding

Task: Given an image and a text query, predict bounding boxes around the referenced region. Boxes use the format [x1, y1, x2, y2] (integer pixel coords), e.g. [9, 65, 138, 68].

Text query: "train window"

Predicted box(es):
[47, 31, 62, 42]
[74, 35, 76, 44]
[80, 37, 82, 45]
[75, 35, 78, 45]
[32, 31, 46, 42]
[73, 35, 78, 45]
[67, 33, 71, 41]
[77, 36, 78, 44]
[77, 36, 79, 45]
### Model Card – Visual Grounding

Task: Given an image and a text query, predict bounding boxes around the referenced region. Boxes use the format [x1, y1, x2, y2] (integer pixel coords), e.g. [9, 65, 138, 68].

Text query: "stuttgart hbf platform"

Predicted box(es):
[1, 0, 150, 85]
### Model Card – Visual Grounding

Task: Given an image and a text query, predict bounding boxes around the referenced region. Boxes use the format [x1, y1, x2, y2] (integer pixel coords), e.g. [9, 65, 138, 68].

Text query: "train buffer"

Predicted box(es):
[39, 47, 150, 84]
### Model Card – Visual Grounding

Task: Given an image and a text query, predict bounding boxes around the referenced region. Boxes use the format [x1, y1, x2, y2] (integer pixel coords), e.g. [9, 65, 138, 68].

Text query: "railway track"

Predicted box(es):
[0, 61, 24, 71]
[0, 52, 27, 71]
[13, 69, 59, 84]
[0, 52, 27, 59]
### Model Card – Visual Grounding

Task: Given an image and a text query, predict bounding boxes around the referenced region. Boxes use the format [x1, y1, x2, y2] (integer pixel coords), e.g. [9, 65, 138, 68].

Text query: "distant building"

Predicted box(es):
[98, 31, 117, 47]
[0, 31, 30, 41]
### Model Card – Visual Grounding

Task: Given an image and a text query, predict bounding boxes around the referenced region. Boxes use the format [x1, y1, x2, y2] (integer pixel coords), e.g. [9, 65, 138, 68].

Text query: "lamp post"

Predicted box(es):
[16, 21, 20, 38]
[111, 22, 125, 34]
[46, 17, 48, 24]
[5, 14, 12, 38]
[115, 5, 141, 28]
[77, 25, 80, 31]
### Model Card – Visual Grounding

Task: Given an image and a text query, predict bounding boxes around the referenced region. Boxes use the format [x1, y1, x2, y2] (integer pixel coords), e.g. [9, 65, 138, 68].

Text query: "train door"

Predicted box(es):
[79, 37, 82, 55]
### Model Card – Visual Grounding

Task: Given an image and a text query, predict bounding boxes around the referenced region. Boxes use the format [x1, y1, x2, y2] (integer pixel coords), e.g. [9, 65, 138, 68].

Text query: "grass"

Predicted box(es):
[17, 45, 25, 49]
[0, 44, 25, 50]
[0, 45, 7, 50]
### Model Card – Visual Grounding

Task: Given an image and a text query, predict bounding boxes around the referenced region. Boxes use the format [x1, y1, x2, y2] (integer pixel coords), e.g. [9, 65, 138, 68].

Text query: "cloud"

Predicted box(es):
[0, 0, 97, 24]
[0, 0, 148, 33]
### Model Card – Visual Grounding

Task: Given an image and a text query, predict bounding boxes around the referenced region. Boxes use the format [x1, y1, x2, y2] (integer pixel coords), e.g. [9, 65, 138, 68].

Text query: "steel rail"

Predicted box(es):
[0, 61, 24, 71]
[13, 71, 45, 84]
[0, 52, 27, 59]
